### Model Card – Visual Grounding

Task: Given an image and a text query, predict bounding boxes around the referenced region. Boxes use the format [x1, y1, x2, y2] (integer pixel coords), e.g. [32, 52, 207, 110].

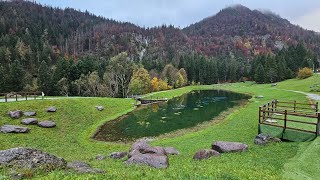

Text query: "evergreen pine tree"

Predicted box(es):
[254, 63, 265, 84]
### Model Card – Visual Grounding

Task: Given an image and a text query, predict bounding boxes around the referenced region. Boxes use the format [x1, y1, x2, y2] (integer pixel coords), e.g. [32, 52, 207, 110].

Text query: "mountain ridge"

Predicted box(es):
[0, 0, 319, 62]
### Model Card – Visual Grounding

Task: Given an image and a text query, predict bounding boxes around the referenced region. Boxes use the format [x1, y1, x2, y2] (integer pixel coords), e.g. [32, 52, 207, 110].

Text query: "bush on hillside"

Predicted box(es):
[297, 67, 313, 79]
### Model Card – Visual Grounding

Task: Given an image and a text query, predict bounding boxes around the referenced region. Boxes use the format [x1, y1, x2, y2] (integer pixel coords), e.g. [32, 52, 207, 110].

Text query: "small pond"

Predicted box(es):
[94, 90, 250, 142]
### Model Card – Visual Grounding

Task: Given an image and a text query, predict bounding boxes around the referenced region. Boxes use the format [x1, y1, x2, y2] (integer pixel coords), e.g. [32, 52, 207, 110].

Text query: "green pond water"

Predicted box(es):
[94, 90, 250, 142]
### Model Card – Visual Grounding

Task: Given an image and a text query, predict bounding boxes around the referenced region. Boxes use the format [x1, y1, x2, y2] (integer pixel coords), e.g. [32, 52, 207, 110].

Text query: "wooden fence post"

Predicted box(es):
[15, 94, 17, 101]
[25, 93, 27, 100]
[5, 95, 7, 102]
[317, 112, 320, 136]
[294, 100, 296, 112]
[316, 102, 318, 112]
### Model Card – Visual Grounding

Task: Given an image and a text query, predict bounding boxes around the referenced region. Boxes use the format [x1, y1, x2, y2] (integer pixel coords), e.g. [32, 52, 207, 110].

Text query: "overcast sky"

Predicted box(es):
[35, 0, 320, 32]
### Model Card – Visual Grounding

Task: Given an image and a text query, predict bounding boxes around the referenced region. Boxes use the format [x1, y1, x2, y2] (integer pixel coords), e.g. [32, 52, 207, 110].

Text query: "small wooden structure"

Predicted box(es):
[0, 92, 43, 102]
[258, 100, 320, 137]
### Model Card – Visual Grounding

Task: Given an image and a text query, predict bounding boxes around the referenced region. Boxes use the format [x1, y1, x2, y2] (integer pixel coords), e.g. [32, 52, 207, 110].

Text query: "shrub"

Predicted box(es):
[297, 67, 313, 79]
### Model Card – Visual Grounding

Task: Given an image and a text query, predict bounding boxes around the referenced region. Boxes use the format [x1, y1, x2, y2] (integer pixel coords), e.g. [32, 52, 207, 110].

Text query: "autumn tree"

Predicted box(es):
[150, 77, 160, 92]
[129, 67, 151, 95]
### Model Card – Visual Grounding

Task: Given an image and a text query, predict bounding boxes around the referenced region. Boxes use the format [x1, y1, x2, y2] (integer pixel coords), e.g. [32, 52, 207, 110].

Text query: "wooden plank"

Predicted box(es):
[260, 123, 316, 134]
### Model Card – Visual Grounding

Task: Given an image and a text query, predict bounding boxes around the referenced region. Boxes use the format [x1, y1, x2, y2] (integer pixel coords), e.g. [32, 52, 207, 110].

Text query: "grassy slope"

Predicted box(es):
[0, 78, 319, 179]
[276, 74, 320, 95]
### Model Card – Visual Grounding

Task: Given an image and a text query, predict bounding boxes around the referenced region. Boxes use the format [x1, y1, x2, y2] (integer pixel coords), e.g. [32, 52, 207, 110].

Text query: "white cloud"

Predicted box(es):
[294, 8, 320, 32]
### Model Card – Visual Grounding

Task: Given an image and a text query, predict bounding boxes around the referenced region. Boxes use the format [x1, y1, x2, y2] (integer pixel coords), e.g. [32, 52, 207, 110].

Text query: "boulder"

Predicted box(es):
[109, 152, 128, 159]
[256, 95, 264, 99]
[129, 140, 166, 157]
[0, 125, 30, 133]
[129, 139, 150, 153]
[164, 147, 180, 155]
[271, 83, 277, 87]
[67, 161, 105, 174]
[0, 147, 66, 170]
[95, 106, 104, 111]
[140, 146, 166, 155]
[254, 134, 281, 145]
[8, 111, 23, 119]
[47, 107, 57, 112]
[21, 118, 38, 125]
[23, 111, 36, 116]
[125, 150, 169, 168]
[212, 141, 248, 153]
[193, 149, 220, 160]
[38, 121, 56, 128]
[95, 154, 106, 160]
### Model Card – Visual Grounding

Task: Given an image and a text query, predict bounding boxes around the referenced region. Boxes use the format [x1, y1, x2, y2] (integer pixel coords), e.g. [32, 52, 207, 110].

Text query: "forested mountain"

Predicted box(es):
[183, 5, 320, 57]
[0, 1, 319, 96]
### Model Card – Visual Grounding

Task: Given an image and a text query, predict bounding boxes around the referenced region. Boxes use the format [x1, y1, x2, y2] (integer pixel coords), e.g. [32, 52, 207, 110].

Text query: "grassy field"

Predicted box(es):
[0, 76, 319, 179]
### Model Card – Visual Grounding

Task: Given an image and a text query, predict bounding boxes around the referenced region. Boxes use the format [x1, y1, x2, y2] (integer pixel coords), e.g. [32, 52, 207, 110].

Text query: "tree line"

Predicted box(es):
[0, 42, 318, 96]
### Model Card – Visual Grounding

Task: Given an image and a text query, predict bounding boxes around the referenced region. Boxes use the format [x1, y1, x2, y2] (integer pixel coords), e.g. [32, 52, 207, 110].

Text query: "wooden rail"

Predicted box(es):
[0, 92, 43, 102]
[258, 100, 320, 137]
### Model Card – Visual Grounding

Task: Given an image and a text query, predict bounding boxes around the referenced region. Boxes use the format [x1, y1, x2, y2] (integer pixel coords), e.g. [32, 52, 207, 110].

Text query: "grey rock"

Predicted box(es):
[140, 146, 166, 155]
[271, 83, 277, 87]
[38, 121, 56, 128]
[193, 149, 220, 160]
[125, 150, 168, 168]
[95, 106, 104, 111]
[95, 154, 106, 160]
[256, 95, 264, 99]
[67, 161, 105, 174]
[0, 147, 66, 171]
[23, 111, 36, 116]
[164, 147, 180, 155]
[109, 152, 127, 159]
[8, 111, 23, 119]
[0, 125, 30, 133]
[129, 139, 150, 155]
[254, 134, 281, 145]
[47, 107, 57, 112]
[21, 118, 38, 125]
[212, 141, 248, 153]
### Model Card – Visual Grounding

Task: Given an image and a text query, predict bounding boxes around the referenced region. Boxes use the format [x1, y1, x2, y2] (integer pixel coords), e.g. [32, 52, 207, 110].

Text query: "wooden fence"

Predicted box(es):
[0, 92, 43, 102]
[258, 100, 320, 136]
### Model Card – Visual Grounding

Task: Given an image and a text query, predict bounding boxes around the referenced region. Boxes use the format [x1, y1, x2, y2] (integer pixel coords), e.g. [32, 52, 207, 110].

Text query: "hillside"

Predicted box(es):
[183, 5, 320, 57]
[1, 1, 319, 63]
[0, 1, 319, 96]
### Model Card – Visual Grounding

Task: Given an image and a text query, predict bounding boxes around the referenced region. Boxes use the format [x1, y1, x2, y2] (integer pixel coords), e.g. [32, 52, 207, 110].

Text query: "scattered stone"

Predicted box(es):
[95, 154, 106, 160]
[125, 139, 169, 168]
[109, 152, 127, 159]
[125, 150, 169, 168]
[129, 139, 150, 154]
[256, 95, 264, 99]
[8, 110, 23, 119]
[0, 125, 30, 133]
[21, 118, 38, 125]
[164, 147, 180, 155]
[38, 121, 56, 128]
[95, 106, 104, 111]
[23, 111, 36, 116]
[254, 134, 281, 145]
[47, 107, 57, 112]
[212, 141, 248, 153]
[67, 161, 105, 174]
[0, 147, 66, 170]
[193, 149, 220, 160]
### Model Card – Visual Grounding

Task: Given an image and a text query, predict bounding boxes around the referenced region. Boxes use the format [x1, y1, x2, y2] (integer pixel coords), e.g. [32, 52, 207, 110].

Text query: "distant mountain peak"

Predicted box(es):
[227, 4, 250, 11]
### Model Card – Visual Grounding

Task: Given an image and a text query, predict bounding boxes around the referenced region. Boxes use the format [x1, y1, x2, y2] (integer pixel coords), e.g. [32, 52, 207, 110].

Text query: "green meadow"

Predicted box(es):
[0, 75, 319, 179]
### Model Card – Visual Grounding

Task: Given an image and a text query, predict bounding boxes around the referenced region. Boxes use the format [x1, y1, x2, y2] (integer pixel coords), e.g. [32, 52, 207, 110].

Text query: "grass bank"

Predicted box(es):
[0, 77, 319, 179]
